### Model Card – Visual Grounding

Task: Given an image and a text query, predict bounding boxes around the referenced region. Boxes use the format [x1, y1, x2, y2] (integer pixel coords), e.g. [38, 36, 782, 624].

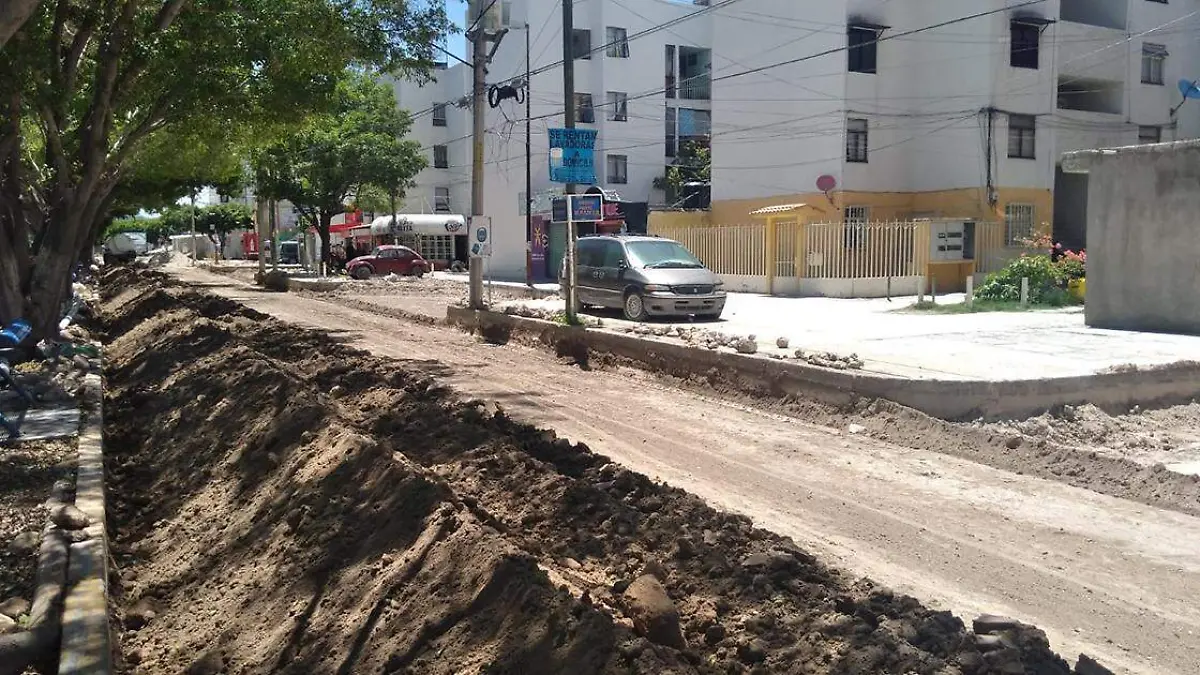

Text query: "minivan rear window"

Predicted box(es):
[625, 240, 703, 269]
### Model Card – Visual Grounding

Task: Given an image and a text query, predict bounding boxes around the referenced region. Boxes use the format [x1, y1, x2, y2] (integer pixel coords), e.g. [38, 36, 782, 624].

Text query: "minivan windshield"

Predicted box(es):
[625, 240, 704, 269]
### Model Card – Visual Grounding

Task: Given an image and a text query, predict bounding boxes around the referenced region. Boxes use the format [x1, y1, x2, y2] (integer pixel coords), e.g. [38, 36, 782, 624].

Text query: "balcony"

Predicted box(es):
[1059, 0, 1126, 30]
[1057, 77, 1123, 115]
[665, 45, 712, 101]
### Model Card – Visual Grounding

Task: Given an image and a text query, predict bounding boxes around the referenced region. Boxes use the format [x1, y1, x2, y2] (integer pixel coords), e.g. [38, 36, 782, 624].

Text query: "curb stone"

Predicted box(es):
[59, 373, 111, 675]
[446, 307, 1200, 422]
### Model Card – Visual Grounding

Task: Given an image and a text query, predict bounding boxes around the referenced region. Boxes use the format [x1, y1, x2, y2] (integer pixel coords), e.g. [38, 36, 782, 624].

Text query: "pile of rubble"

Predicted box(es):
[618, 325, 866, 370]
[499, 302, 603, 328]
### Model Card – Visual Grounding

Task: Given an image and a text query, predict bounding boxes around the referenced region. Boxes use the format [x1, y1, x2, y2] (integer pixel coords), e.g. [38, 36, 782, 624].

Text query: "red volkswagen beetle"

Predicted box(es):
[347, 245, 430, 280]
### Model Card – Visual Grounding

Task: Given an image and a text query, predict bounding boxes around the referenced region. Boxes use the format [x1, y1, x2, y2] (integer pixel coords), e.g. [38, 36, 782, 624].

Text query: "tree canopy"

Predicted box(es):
[0, 0, 449, 338]
[252, 73, 427, 265]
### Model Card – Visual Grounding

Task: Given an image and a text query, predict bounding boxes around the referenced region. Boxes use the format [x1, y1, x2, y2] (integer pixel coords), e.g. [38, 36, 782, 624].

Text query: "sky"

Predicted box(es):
[445, 0, 469, 62]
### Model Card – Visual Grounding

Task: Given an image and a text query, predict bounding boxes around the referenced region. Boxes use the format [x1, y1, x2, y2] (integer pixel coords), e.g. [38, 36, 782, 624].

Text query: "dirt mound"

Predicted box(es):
[101, 270, 1087, 674]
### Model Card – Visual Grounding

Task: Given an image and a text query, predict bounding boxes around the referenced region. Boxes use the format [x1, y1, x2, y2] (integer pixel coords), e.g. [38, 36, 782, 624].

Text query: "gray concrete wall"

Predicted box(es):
[1076, 141, 1200, 335]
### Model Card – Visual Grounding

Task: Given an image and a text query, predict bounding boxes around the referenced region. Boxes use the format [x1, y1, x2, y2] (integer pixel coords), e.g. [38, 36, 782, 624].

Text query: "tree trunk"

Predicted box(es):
[0, 0, 40, 49]
[318, 210, 333, 271]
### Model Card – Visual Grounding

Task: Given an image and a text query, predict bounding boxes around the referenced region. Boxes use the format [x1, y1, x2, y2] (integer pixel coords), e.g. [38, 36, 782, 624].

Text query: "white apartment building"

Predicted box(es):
[388, 0, 1200, 280]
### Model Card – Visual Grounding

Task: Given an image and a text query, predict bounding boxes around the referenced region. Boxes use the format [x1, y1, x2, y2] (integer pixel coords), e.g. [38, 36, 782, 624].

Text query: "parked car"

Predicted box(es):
[347, 245, 429, 280]
[102, 231, 149, 265]
[561, 234, 726, 321]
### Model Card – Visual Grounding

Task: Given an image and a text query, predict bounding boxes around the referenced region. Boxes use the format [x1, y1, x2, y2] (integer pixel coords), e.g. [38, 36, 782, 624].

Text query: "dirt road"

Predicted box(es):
[172, 267, 1200, 675]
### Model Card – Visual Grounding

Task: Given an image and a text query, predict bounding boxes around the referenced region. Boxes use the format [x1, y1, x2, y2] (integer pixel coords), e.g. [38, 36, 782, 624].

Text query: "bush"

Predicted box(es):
[975, 254, 1068, 304]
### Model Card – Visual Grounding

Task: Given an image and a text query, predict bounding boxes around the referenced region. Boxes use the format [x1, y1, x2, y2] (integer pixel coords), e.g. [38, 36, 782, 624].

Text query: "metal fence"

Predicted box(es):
[649, 218, 1011, 290]
[799, 221, 926, 279]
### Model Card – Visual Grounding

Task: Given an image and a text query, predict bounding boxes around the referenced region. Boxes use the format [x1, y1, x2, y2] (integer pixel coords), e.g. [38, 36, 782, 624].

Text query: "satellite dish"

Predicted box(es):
[816, 175, 837, 193]
[1179, 79, 1200, 100]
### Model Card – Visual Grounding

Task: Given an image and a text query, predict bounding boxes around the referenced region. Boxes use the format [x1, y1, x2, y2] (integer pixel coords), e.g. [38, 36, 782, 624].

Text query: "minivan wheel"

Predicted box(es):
[623, 292, 648, 321]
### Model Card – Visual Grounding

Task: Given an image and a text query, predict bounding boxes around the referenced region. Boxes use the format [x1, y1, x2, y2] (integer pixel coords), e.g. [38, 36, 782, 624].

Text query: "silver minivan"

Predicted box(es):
[561, 235, 726, 321]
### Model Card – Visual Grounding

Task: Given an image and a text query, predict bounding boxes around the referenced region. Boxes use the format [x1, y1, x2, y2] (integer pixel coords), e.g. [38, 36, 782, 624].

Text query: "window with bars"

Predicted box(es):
[846, 118, 868, 163]
[607, 91, 628, 121]
[434, 187, 450, 213]
[418, 235, 455, 262]
[433, 145, 448, 169]
[575, 93, 595, 123]
[607, 154, 628, 184]
[844, 205, 869, 248]
[1138, 125, 1162, 144]
[1142, 44, 1166, 85]
[1007, 114, 1036, 159]
[432, 104, 447, 127]
[606, 27, 629, 58]
[1004, 203, 1035, 246]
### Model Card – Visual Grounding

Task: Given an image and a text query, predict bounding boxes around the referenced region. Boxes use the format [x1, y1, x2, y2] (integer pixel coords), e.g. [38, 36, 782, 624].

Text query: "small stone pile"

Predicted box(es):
[792, 348, 865, 371]
[615, 325, 866, 370]
[498, 303, 603, 327]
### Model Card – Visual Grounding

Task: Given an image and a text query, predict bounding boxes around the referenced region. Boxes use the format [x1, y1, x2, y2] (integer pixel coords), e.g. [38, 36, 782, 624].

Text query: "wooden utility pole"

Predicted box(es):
[468, 19, 488, 309]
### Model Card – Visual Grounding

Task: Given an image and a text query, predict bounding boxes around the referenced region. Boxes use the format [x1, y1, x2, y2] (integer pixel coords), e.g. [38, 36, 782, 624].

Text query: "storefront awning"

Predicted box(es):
[367, 214, 468, 236]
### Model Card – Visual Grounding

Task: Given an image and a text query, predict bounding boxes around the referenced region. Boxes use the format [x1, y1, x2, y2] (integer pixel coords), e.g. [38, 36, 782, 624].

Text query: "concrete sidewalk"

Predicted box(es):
[497, 291, 1200, 382]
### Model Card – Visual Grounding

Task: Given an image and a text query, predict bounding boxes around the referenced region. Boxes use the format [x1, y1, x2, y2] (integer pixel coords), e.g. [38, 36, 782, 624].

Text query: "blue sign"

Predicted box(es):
[549, 128, 597, 184]
[1179, 79, 1200, 100]
[570, 195, 603, 222]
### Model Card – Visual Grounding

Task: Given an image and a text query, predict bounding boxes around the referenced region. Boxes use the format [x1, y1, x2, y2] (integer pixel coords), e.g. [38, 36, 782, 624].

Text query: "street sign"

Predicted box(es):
[468, 215, 492, 258]
[569, 195, 603, 222]
[548, 128, 598, 184]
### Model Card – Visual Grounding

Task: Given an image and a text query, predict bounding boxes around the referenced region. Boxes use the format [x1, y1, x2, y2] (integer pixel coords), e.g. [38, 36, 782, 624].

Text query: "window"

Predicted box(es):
[848, 26, 878, 74]
[572, 29, 591, 60]
[1142, 44, 1166, 85]
[665, 107, 677, 157]
[665, 45, 676, 98]
[846, 118, 868, 163]
[845, 206, 869, 248]
[1139, 125, 1162, 144]
[601, 240, 625, 268]
[607, 91, 628, 121]
[432, 103, 447, 127]
[433, 145, 448, 169]
[607, 154, 628, 184]
[434, 187, 450, 213]
[574, 93, 595, 123]
[1007, 114, 1036, 159]
[501, 0, 512, 26]
[1004, 203, 1035, 246]
[417, 235, 454, 262]
[606, 27, 629, 58]
[1010, 21, 1040, 69]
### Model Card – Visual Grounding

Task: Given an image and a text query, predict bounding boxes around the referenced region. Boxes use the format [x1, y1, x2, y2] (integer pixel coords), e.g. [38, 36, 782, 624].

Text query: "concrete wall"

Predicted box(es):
[1073, 141, 1200, 335]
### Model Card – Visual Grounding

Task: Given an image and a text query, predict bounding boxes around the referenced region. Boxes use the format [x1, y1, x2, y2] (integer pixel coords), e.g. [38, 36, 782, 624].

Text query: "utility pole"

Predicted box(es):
[189, 191, 197, 266]
[524, 24, 533, 286]
[562, 0, 579, 322]
[468, 5, 506, 309]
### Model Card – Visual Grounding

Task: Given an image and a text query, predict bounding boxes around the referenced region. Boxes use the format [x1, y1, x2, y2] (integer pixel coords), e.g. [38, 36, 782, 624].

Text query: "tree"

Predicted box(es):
[664, 141, 711, 208]
[0, 0, 39, 48]
[253, 73, 427, 269]
[0, 0, 449, 339]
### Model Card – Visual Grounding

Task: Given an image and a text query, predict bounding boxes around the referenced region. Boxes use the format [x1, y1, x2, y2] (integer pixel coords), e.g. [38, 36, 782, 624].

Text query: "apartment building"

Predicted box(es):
[388, 0, 1200, 280]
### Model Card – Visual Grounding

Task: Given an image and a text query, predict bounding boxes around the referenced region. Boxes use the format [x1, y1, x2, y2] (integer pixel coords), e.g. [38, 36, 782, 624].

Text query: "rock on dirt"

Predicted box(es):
[50, 504, 91, 530]
[622, 574, 686, 649]
[7, 531, 39, 554]
[0, 596, 30, 619]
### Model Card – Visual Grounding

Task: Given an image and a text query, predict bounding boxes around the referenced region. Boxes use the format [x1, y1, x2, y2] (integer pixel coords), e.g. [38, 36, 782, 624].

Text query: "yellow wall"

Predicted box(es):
[647, 210, 710, 230]
[708, 187, 1053, 228]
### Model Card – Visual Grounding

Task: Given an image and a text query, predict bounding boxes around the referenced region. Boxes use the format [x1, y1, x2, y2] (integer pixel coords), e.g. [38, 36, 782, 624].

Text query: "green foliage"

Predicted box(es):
[102, 204, 252, 244]
[974, 254, 1078, 306]
[252, 72, 427, 250]
[665, 141, 711, 193]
